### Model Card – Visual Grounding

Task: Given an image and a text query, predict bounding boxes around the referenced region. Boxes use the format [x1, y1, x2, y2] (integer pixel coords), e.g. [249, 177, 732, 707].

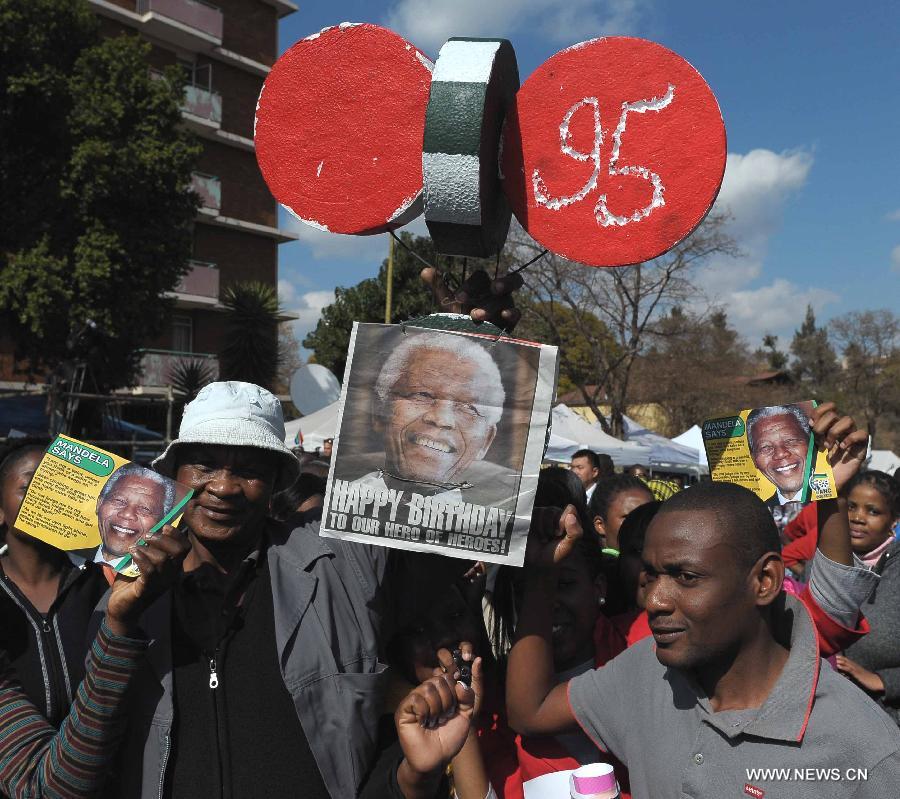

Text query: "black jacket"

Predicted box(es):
[0, 559, 108, 727]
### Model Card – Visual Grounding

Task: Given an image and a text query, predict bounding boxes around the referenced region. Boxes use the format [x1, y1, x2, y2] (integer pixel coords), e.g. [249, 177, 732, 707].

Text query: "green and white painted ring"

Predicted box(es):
[423, 38, 519, 258]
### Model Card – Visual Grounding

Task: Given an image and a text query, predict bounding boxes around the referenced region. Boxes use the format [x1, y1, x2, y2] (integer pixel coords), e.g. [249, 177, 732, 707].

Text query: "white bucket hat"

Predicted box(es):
[152, 381, 300, 489]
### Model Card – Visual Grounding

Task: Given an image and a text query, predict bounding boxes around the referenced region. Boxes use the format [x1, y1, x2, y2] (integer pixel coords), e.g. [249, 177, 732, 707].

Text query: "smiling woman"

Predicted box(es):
[837, 470, 900, 726]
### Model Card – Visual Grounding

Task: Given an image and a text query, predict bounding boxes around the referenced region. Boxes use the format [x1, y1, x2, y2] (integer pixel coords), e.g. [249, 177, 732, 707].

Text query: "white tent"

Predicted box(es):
[672, 425, 708, 467]
[546, 405, 651, 465]
[543, 430, 582, 463]
[618, 415, 702, 471]
[868, 449, 900, 476]
[283, 400, 340, 450]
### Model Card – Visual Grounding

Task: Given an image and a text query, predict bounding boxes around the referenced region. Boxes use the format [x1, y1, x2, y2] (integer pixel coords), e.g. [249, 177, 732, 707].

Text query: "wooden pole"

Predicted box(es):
[384, 235, 394, 324]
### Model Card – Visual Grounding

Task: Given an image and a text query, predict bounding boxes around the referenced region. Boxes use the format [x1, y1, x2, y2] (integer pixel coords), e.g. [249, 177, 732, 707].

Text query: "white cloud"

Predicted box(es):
[891, 244, 900, 274]
[886, 209, 900, 221]
[384, 0, 649, 56]
[278, 281, 336, 346]
[282, 210, 429, 261]
[726, 279, 838, 341]
[715, 149, 812, 236]
[694, 148, 817, 339]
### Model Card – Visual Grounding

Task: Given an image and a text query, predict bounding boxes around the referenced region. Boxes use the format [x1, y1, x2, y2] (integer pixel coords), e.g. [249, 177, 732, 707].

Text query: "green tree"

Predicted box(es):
[220, 282, 281, 390]
[516, 301, 615, 397]
[303, 233, 461, 379]
[0, 0, 200, 389]
[756, 334, 789, 371]
[790, 305, 838, 396]
[637, 308, 753, 436]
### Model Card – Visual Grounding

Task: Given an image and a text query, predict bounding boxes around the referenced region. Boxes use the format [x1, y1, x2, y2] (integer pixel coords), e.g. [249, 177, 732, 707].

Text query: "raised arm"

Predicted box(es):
[394, 655, 484, 799]
[800, 404, 877, 655]
[0, 526, 188, 798]
[506, 506, 581, 736]
[810, 401, 869, 567]
[0, 621, 147, 798]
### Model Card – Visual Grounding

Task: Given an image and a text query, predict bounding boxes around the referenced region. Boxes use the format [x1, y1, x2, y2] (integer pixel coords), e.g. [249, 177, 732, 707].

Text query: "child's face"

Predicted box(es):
[392, 583, 482, 684]
[552, 555, 603, 672]
[595, 488, 653, 550]
[848, 484, 896, 556]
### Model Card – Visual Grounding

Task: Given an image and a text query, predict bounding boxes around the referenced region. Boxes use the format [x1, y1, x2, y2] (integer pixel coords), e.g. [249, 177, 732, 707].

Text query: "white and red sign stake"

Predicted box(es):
[255, 23, 433, 235]
[500, 37, 727, 267]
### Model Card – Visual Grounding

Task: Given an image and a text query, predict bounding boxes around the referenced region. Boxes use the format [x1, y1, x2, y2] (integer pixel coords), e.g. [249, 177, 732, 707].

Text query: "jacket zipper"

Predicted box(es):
[205, 645, 225, 798]
[39, 619, 57, 720]
[209, 654, 219, 689]
[51, 615, 74, 705]
[158, 733, 170, 799]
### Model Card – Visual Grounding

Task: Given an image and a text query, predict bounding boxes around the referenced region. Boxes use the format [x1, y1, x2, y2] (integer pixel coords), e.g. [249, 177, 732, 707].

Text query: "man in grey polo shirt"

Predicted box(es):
[506, 472, 900, 797]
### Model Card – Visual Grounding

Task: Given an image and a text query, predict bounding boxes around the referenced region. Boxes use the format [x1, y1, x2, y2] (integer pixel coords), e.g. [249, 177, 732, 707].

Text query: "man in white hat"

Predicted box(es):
[100, 382, 397, 798]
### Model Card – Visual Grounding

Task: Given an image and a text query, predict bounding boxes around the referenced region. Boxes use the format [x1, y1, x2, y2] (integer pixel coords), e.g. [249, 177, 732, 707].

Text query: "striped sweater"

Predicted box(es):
[0, 620, 147, 799]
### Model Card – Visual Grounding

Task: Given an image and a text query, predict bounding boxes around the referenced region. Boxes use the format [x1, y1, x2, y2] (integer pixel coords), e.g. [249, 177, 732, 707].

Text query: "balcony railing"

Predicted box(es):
[177, 260, 219, 299]
[137, 0, 223, 40]
[138, 349, 219, 388]
[149, 69, 221, 126]
[191, 172, 221, 212]
[183, 84, 222, 124]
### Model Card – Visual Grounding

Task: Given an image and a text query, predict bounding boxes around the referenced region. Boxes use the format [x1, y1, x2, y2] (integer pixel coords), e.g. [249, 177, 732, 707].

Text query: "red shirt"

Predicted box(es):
[784, 502, 818, 542]
[782, 504, 820, 570]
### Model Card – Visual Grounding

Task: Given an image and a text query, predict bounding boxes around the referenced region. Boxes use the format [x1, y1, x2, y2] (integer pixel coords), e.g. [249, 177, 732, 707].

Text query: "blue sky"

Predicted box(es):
[274, 0, 900, 354]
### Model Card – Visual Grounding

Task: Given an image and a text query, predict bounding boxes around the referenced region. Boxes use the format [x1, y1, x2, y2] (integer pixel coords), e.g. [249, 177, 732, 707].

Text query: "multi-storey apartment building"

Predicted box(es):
[93, 0, 299, 391]
[0, 0, 298, 397]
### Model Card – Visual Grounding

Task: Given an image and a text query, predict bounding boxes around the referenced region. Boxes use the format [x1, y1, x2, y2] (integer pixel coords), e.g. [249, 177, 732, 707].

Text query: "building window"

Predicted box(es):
[179, 58, 212, 91]
[172, 314, 193, 353]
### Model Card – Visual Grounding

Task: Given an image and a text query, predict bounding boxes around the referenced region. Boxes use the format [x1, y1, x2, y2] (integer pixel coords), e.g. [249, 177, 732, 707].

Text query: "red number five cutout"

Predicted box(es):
[502, 38, 726, 267]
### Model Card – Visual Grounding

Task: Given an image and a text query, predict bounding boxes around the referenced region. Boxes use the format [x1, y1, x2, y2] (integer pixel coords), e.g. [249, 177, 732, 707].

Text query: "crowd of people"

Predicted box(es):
[1, 380, 900, 798]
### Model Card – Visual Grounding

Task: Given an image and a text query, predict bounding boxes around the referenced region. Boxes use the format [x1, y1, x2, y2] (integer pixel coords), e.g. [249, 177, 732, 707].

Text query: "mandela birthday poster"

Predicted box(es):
[320, 323, 558, 566]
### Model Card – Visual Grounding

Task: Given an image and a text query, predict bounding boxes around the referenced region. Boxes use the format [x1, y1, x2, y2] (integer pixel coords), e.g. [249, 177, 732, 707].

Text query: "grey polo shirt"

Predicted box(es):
[568, 593, 900, 798]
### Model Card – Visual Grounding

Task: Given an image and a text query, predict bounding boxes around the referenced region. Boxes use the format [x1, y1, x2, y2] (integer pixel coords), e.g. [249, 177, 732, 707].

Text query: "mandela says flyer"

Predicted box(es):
[320, 323, 559, 566]
[15, 435, 192, 574]
[701, 401, 837, 506]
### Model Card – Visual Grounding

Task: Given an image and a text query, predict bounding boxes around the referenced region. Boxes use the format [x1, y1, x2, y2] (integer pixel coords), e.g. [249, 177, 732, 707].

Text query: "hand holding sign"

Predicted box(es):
[809, 402, 869, 493]
[106, 524, 190, 636]
[420, 266, 523, 331]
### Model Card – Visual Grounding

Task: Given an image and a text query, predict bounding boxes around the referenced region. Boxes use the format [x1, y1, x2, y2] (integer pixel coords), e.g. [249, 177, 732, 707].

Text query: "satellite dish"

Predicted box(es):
[290, 364, 341, 415]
